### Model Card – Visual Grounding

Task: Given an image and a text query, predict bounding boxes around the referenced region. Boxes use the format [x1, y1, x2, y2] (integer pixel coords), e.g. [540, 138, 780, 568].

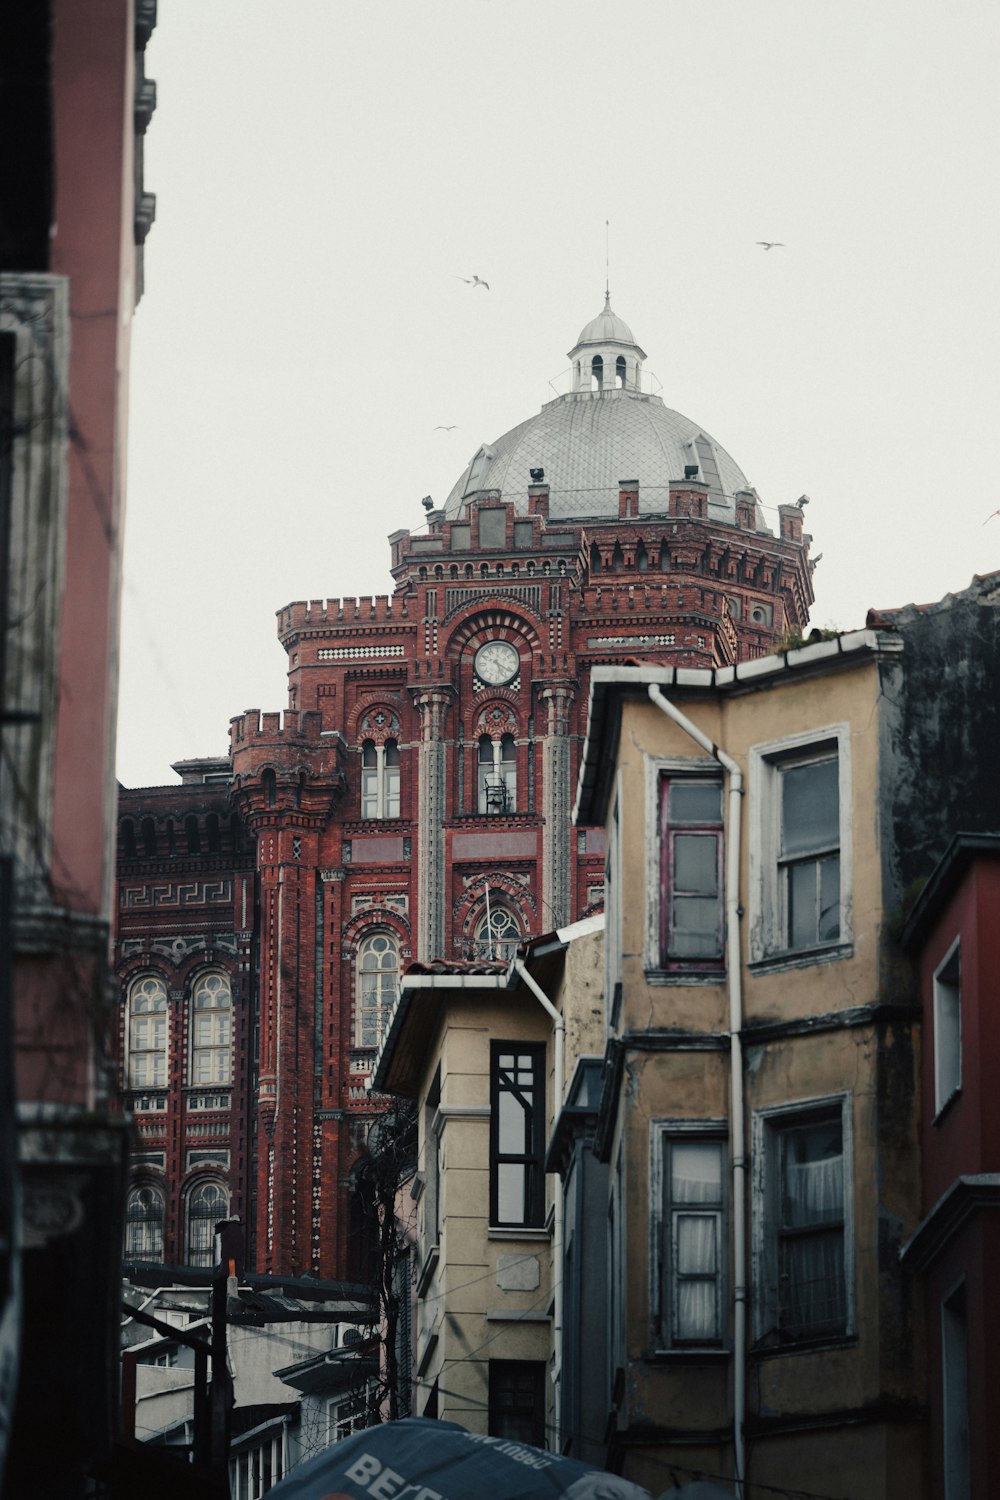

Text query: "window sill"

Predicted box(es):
[750, 1332, 856, 1359]
[645, 967, 726, 987]
[648, 1346, 730, 1362]
[487, 1226, 551, 1241]
[416, 1244, 440, 1298]
[748, 941, 853, 977]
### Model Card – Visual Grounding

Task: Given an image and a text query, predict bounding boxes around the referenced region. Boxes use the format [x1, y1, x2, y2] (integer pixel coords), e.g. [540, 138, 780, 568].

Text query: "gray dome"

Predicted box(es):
[445, 302, 764, 528]
[574, 296, 636, 349]
[444, 388, 757, 526]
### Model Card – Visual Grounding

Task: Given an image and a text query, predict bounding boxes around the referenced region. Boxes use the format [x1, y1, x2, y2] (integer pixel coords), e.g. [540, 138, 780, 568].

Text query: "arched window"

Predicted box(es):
[185, 814, 201, 854]
[125, 1184, 164, 1261]
[590, 542, 602, 574]
[187, 1180, 228, 1267]
[361, 737, 401, 820]
[206, 813, 222, 852]
[262, 769, 277, 808]
[141, 817, 157, 856]
[478, 734, 517, 815]
[474, 903, 521, 961]
[636, 540, 649, 572]
[591, 354, 604, 390]
[616, 354, 627, 388]
[191, 972, 232, 1084]
[356, 932, 399, 1048]
[120, 819, 137, 858]
[127, 975, 168, 1088]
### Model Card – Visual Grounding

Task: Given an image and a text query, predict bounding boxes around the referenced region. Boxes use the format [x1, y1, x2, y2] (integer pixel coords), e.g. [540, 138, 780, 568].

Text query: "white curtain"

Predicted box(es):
[781, 1146, 845, 1332]
[670, 1143, 722, 1340]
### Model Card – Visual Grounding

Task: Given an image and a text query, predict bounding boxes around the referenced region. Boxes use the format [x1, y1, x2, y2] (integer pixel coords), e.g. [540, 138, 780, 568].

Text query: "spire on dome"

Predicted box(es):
[568, 297, 646, 392]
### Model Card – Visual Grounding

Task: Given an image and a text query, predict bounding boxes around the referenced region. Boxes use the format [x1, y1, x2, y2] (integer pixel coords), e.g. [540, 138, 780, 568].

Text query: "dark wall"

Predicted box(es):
[0, 5, 54, 271]
[878, 580, 1000, 901]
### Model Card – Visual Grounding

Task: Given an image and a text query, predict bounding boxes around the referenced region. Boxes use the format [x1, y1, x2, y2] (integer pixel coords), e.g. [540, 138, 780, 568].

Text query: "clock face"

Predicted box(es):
[474, 640, 519, 686]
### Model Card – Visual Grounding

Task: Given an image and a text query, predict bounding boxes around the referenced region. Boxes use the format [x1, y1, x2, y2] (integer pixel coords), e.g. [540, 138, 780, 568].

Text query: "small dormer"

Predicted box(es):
[568, 294, 647, 393]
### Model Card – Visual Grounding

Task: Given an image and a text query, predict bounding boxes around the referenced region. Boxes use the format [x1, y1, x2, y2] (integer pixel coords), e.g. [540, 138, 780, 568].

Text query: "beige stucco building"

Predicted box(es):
[374, 918, 607, 1454]
[574, 635, 925, 1499]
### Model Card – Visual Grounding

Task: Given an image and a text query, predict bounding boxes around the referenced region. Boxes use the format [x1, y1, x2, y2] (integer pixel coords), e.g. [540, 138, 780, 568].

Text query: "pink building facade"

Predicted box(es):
[1, 1, 155, 1491]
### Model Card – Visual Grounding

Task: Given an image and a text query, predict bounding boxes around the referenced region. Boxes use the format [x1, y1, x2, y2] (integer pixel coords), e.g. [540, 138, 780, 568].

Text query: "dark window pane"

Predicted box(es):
[669, 783, 722, 824]
[671, 1142, 722, 1203]
[672, 897, 722, 956]
[781, 758, 838, 856]
[819, 855, 841, 941]
[674, 833, 718, 893]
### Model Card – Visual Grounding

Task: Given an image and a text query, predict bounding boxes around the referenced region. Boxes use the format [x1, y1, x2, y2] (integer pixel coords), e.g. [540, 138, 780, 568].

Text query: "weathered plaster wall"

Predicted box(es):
[877, 580, 1000, 902]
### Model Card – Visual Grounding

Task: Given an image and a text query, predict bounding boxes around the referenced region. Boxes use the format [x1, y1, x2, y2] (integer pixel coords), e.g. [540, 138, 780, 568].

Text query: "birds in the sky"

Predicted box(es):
[983, 509, 1000, 525]
[434, 425, 458, 431]
[756, 241, 786, 250]
[457, 275, 490, 289]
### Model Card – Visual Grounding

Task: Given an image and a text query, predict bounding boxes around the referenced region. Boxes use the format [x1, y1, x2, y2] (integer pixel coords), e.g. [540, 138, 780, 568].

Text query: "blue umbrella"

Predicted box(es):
[267, 1417, 654, 1500]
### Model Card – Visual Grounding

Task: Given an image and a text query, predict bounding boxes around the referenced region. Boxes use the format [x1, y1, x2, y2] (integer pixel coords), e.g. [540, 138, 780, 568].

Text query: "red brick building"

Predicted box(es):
[115, 298, 815, 1280]
[900, 834, 1000, 1500]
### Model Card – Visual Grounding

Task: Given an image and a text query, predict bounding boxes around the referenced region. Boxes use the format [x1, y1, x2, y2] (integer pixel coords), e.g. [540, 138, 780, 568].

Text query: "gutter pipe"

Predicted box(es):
[648, 683, 746, 1499]
[512, 957, 565, 1452]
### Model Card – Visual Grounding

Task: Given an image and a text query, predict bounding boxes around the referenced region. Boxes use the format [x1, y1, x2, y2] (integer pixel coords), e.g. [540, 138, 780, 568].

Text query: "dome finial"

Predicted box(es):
[605, 218, 610, 305]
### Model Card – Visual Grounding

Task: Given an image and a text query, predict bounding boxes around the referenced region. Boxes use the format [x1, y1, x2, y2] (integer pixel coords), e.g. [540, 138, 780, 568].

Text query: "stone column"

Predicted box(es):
[539, 683, 576, 930]
[412, 686, 454, 961]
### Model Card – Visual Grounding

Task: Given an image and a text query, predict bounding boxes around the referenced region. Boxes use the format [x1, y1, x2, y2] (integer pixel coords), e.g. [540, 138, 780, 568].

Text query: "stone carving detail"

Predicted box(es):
[359, 706, 401, 744]
[476, 702, 518, 737]
[123, 879, 233, 909]
[150, 935, 207, 964]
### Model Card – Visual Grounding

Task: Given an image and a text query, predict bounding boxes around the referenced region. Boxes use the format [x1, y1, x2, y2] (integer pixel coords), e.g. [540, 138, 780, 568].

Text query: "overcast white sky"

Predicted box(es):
[117, 0, 1000, 789]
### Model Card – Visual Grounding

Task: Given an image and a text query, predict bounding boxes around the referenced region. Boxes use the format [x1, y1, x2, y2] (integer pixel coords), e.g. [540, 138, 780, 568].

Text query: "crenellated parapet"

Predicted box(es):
[278, 594, 408, 644]
[229, 709, 347, 830]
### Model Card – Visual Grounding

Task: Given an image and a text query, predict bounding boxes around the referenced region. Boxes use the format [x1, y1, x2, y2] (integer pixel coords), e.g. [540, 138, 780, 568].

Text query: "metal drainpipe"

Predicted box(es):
[512, 957, 565, 1452]
[648, 683, 746, 1498]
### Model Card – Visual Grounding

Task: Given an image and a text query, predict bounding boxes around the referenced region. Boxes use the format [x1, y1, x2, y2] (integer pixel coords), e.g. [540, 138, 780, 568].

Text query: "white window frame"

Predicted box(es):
[751, 1093, 855, 1347]
[230, 1429, 286, 1500]
[361, 737, 401, 820]
[356, 931, 399, 1048]
[650, 1120, 727, 1350]
[327, 1393, 366, 1444]
[748, 725, 852, 966]
[127, 974, 168, 1088]
[190, 971, 232, 1085]
[645, 755, 726, 976]
[473, 902, 520, 961]
[477, 734, 517, 814]
[933, 937, 962, 1117]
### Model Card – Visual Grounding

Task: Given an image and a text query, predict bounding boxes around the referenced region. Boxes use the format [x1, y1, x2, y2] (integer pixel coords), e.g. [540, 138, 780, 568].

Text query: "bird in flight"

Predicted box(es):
[457, 275, 490, 289]
[756, 241, 786, 250]
[434, 425, 458, 431]
[983, 508, 1000, 525]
